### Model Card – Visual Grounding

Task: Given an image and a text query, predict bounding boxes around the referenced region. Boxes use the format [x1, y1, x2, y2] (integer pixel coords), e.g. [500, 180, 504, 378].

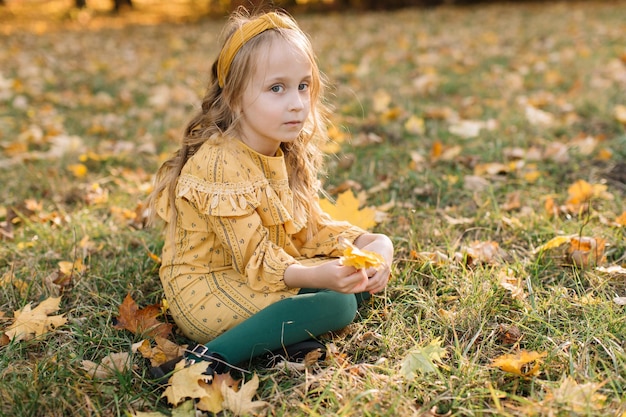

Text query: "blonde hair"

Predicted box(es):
[148, 9, 330, 237]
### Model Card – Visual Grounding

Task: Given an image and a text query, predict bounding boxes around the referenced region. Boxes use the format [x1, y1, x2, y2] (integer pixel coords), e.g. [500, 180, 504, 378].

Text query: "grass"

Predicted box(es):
[1, 0, 626, 416]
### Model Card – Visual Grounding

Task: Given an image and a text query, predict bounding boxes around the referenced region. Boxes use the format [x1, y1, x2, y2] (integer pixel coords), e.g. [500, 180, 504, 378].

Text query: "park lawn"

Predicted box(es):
[0, 1, 625, 416]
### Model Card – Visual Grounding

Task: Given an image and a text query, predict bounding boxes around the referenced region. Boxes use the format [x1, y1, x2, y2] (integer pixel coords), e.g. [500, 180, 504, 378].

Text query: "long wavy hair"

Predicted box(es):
[148, 9, 331, 237]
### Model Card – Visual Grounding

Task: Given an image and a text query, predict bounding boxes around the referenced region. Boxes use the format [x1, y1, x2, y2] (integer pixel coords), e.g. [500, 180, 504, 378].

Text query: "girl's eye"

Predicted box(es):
[298, 83, 309, 91]
[270, 85, 283, 93]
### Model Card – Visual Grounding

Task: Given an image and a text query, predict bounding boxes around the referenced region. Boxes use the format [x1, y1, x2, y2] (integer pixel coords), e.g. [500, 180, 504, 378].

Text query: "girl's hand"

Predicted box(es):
[311, 259, 369, 294]
[353, 233, 394, 294]
[364, 263, 391, 294]
[284, 259, 369, 293]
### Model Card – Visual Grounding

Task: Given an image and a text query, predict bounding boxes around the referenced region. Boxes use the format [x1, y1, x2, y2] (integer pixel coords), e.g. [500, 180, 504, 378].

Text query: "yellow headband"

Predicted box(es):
[217, 12, 294, 88]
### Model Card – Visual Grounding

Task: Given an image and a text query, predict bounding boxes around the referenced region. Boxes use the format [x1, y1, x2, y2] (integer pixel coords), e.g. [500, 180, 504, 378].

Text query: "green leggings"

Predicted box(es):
[201, 289, 370, 366]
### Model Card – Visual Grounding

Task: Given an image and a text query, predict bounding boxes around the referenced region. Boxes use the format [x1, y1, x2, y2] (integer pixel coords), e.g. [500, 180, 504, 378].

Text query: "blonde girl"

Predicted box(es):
[148, 9, 394, 376]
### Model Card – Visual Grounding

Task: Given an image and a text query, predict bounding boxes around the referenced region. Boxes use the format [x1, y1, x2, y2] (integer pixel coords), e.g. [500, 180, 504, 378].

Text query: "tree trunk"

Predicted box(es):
[113, 0, 133, 12]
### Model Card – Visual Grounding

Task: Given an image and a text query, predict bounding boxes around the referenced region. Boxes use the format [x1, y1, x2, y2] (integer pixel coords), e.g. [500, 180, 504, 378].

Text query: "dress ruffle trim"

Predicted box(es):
[176, 173, 304, 233]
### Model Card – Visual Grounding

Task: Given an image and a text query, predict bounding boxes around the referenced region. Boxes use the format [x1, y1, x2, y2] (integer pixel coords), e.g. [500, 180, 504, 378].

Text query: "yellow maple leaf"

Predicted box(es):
[163, 362, 241, 414]
[319, 190, 377, 230]
[220, 374, 268, 415]
[338, 236, 385, 270]
[197, 372, 239, 413]
[491, 350, 547, 377]
[4, 297, 67, 342]
[162, 361, 213, 406]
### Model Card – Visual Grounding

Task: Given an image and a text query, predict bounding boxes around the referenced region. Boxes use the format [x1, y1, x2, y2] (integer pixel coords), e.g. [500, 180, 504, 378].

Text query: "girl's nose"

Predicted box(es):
[289, 91, 304, 111]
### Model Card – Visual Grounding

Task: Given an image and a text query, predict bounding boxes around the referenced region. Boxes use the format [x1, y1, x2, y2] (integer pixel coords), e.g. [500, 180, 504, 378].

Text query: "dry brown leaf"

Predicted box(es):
[463, 241, 506, 266]
[113, 293, 172, 339]
[567, 236, 606, 268]
[81, 352, 134, 379]
[4, 297, 67, 342]
[543, 376, 607, 413]
[501, 191, 521, 211]
[134, 337, 186, 367]
[498, 268, 526, 301]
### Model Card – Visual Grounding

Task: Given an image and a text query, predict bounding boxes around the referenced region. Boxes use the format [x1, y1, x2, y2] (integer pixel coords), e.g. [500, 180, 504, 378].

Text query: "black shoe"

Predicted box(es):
[148, 345, 223, 384]
[266, 339, 326, 366]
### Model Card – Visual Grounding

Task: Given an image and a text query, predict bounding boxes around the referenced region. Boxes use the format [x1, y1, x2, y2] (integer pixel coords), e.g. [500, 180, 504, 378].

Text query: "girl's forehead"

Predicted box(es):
[252, 37, 311, 78]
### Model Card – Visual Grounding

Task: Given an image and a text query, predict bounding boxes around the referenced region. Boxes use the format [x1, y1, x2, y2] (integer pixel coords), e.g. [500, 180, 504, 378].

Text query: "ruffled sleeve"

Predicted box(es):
[173, 141, 300, 292]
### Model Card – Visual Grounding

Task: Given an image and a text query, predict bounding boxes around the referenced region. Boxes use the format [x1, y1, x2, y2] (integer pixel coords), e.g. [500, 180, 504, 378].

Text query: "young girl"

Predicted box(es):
[148, 9, 394, 377]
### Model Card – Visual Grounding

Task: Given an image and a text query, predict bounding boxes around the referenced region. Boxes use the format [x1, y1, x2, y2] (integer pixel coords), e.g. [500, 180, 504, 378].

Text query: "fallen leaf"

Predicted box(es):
[525, 105, 554, 127]
[162, 360, 213, 406]
[0, 271, 28, 297]
[404, 115, 425, 135]
[491, 350, 547, 377]
[220, 374, 269, 416]
[400, 337, 448, 378]
[615, 211, 626, 227]
[170, 400, 196, 417]
[113, 293, 172, 339]
[81, 352, 134, 379]
[567, 236, 606, 268]
[543, 376, 607, 413]
[596, 265, 626, 275]
[319, 190, 377, 230]
[130, 411, 169, 417]
[134, 336, 186, 367]
[4, 297, 67, 342]
[613, 297, 626, 306]
[197, 373, 238, 414]
[533, 235, 574, 254]
[338, 236, 385, 270]
[565, 180, 613, 213]
[498, 268, 526, 301]
[463, 241, 506, 266]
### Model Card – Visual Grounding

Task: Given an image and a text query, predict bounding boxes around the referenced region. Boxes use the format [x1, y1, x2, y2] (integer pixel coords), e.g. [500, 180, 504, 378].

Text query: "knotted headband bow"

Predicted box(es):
[217, 12, 295, 88]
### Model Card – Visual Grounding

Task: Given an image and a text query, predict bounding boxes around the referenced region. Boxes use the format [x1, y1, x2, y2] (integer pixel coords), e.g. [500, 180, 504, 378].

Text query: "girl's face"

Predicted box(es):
[238, 37, 312, 156]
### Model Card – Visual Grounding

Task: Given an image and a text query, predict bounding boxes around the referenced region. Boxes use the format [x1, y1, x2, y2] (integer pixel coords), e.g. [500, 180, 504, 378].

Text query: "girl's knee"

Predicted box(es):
[323, 291, 358, 329]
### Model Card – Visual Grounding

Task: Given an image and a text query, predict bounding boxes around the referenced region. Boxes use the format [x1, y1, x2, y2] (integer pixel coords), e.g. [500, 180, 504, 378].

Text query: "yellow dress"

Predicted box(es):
[156, 137, 364, 344]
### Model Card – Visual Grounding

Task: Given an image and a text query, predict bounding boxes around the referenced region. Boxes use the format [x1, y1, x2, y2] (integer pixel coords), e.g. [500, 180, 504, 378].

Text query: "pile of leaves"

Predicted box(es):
[1, 1, 625, 416]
